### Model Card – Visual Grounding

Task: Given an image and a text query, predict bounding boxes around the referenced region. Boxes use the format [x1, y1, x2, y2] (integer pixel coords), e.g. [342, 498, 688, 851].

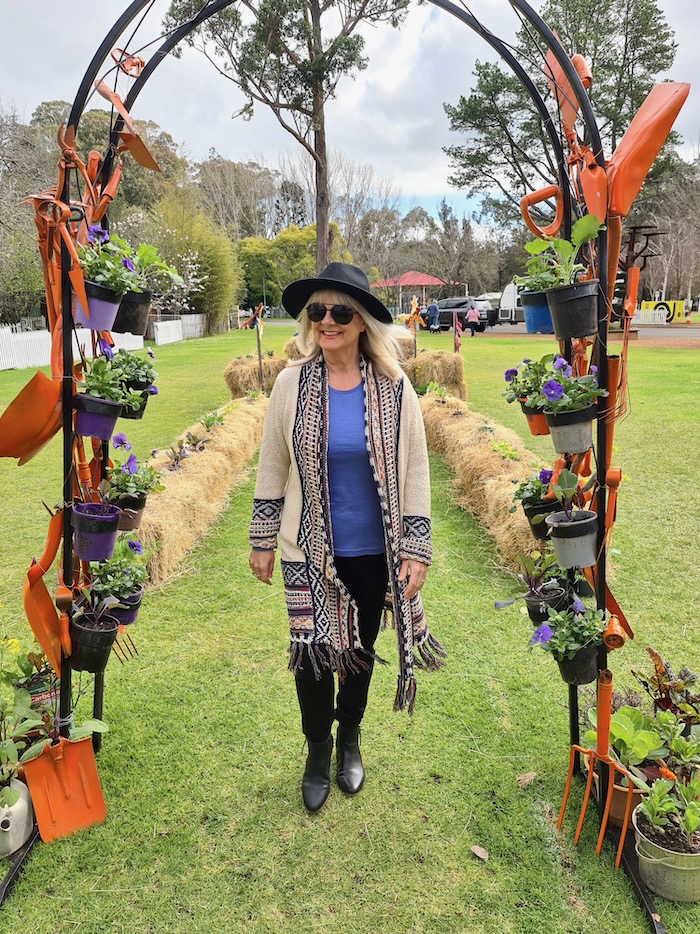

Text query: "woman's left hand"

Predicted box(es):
[398, 558, 427, 599]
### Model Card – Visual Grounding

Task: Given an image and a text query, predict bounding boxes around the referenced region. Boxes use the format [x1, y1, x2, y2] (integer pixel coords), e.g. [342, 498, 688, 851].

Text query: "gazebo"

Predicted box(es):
[370, 271, 465, 311]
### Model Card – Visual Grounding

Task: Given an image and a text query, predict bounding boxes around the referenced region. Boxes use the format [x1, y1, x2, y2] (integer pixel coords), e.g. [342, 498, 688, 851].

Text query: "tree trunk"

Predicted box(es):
[309, 0, 329, 272]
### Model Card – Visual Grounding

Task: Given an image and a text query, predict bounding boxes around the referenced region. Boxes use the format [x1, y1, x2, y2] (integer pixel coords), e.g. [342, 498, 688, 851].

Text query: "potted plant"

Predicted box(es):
[112, 241, 183, 336]
[530, 598, 606, 684]
[0, 688, 39, 856]
[110, 348, 159, 420]
[68, 595, 120, 673]
[102, 440, 164, 531]
[531, 356, 608, 455]
[544, 468, 598, 569]
[495, 548, 568, 624]
[509, 468, 560, 537]
[86, 537, 148, 626]
[513, 251, 555, 334]
[75, 226, 141, 331]
[75, 351, 144, 441]
[522, 214, 602, 339]
[632, 648, 700, 731]
[503, 356, 554, 436]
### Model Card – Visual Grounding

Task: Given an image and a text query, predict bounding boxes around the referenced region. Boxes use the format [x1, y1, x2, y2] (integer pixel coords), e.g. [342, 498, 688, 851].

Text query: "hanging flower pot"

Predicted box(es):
[519, 399, 550, 436]
[73, 281, 123, 332]
[116, 493, 148, 531]
[556, 642, 598, 684]
[521, 290, 554, 334]
[0, 780, 34, 857]
[71, 503, 120, 562]
[545, 405, 595, 454]
[112, 289, 153, 336]
[545, 279, 599, 340]
[545, 509, 598, 569]
[74, 393, 122, 441]
[522, 499, 560, 539]
[68, 613, 119, 673]
[110, 587, 144, 627]
[633, 808, 700, 902]
[119, 379, 151, 421]
[524, 587, 568, 625]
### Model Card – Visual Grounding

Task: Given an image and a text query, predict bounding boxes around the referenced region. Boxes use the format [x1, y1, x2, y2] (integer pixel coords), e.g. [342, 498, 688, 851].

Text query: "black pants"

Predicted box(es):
[294, 553, 388, 742]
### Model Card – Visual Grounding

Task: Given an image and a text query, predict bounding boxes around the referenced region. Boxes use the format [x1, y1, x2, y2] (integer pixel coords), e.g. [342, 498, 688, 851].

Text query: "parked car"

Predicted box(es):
[475, 293, 499, 327]
[420, 297, 478, 331]
[498, 283, 525, 324]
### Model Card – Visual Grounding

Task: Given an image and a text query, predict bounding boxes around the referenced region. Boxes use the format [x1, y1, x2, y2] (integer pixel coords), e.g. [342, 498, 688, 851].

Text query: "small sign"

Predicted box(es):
[640, 300, 685, 323]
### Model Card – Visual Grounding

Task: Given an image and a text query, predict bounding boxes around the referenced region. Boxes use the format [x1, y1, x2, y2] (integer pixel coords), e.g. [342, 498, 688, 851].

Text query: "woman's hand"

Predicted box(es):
[398, 558, 427, 599]
[249, 549, 275, 585]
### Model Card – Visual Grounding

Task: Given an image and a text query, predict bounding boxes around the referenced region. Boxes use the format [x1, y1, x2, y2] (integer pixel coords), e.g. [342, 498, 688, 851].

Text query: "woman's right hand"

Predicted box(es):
[249, 549, 275, 585]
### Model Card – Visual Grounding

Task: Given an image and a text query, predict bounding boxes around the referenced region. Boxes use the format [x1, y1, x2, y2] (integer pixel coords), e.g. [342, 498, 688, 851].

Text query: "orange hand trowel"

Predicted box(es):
[21, 736, 106, 843]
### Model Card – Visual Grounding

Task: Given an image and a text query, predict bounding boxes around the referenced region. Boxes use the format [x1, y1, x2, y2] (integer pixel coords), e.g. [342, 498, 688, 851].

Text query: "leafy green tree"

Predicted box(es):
[444, 0, 677, 225]
[165, 0, 410, 272]
[238, 237, 281, 308]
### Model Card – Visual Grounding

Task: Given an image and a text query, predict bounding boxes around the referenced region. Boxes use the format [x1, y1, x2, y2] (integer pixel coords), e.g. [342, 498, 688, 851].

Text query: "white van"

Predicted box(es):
[498, 283, 524, 324]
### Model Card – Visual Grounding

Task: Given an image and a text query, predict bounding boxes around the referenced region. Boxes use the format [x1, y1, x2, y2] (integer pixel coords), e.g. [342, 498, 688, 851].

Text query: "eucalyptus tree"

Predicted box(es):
[166, 0, 410, 270]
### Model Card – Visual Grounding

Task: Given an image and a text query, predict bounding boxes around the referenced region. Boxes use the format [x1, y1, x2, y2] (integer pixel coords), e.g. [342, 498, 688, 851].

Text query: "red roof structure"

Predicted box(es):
[370, 271, 459, 288]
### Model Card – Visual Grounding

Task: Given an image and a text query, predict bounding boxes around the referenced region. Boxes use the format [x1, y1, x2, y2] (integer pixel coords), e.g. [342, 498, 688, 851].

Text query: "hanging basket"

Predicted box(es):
[120, 379, 151, 421]
[521, 290, 554, 334]
[69, 613, 119, 673]
[522, 499, 560, 539]
[112, 289, 153, 336]
[545, 279, 599, 340]
[519, 399, 550, 436]
[524, 587, 568, 625]
[545, 509, 598, 569]
[73, 281, 123, 332]
[116, 493, 148, 530]
[71, 503, 120, 562]
[556, 643, 598, 685]
[545, 405, 595, 454]
[74, 393, 122, 441]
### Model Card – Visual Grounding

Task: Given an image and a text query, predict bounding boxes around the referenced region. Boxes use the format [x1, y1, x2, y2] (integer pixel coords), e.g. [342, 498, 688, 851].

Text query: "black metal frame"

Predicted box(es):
[3, 1, 661, 926]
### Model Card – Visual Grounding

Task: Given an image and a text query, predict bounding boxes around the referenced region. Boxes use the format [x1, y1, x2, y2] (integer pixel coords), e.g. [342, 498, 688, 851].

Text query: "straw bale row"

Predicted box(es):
[223, 355, 287, 397]
[140, 396, 268, 584]
[402, 351, 466, 400]
[420, 394, 544, 567]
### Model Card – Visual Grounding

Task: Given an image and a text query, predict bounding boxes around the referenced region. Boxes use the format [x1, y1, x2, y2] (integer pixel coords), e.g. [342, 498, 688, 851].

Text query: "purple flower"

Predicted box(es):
[147, 385, 158, 395]
[147, 349, 155, 359]
[572, 596, 585, 614]
[121, 453, 138, 475]
[504, 368, 519, 382]
[552, 356, 568, 370]
[539, 468, 553, 484]
[87, 225, 108, 245]
[590, 365, 598, 374]
[121, 257, 136, 273]
[112, 432, 131, 451]
[98, 338, 114, 361]
[542, 380, 564, 402]
[531, 624, 553, 645]
[562, 365, 572, 378]
[127, 540, 143, 555]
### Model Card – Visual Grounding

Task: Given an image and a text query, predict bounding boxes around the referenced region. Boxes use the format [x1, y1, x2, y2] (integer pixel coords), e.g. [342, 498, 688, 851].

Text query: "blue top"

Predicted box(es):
[328, 382, 385, 556]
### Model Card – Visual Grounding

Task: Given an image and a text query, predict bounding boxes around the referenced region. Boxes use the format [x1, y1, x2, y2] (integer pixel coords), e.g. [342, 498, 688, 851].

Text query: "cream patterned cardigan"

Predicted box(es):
[249, 354, 444, 711]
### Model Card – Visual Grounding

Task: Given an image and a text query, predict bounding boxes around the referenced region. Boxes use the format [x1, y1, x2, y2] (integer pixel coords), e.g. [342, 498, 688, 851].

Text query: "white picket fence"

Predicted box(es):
[153, 319, 183, 345]
[0, 327, 143, 371]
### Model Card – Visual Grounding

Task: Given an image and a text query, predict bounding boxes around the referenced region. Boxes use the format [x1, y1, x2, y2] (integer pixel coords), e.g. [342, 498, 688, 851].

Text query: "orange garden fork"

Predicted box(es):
[557, 669, 637, 868]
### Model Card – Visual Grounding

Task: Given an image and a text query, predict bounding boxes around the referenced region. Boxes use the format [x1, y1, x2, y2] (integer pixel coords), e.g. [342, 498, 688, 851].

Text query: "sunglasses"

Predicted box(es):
[306, 302, 359, 325]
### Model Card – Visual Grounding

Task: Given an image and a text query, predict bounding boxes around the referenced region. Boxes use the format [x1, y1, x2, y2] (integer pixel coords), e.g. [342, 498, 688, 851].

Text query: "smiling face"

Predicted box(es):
[306, 290, 366, 359]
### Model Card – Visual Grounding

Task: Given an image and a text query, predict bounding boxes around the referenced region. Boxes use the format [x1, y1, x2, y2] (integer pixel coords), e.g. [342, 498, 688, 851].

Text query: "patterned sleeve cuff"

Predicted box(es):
[249, 497, 284, 550]
[398, 515, 432, 564]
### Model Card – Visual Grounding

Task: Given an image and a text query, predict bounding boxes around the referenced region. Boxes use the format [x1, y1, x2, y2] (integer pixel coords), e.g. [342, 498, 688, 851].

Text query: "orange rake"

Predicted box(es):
[557, 669, 636, 868]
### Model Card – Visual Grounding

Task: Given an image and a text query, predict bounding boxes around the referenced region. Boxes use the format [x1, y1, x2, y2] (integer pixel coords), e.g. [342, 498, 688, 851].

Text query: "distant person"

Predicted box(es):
[465, 300, 480, 337]
[427, 299, 440, 333]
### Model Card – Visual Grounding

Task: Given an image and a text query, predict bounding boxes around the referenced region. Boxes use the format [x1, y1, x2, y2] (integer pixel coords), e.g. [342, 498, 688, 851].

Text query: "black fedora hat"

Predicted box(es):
[282, 262, 392, 323]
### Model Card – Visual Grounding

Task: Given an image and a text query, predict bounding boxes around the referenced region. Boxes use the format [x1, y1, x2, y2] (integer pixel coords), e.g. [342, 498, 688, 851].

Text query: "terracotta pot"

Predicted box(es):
[519, 399, 550, 437]
[116, 493, 147, 530]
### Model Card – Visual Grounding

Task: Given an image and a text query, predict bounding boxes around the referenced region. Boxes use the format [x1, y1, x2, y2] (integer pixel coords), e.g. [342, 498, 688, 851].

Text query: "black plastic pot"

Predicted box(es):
[524, 587, 568, 625]
[120, 378, 151, 420]
[112, 289, 153, 336]
[116, 492, 148, 530]
[545, 279, 599, 340]
[69, 614, 119, 673]
[522, 499, 560, 539]
[556, 643, 599, 685]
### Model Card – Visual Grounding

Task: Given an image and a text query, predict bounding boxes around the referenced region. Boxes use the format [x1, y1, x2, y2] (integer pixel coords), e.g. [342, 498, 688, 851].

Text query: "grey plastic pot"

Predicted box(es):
[545, 406, 595, 454]
[545, 279, 599, 340]
[633, 808, 700, 902]
[545, 510, 598, 569]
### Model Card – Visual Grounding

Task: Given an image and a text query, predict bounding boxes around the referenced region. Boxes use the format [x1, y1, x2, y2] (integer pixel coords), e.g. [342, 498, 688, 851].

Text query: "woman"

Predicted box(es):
[248, 262, 444, 812]
[465, 301, 480, 337]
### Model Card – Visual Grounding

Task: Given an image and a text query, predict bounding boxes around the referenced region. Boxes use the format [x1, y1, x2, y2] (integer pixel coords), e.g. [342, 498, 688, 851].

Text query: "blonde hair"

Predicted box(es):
[291, 289, 410, 381]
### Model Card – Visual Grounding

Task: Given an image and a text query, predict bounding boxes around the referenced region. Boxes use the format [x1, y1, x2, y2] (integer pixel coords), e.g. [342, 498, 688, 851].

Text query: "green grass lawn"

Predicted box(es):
[0, 326, 699, 932]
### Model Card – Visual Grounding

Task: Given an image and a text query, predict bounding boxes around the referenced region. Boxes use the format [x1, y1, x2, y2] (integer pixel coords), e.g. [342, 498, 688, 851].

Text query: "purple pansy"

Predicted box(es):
[542, 380, 564, 402]
[539, 468, 553, 484]
[531, 624, 553, 645]
[147, 385, 158, 395]
[121, 256, 136, 273]
[87, 225, 108, 245]
[121, 453, 138, 475]
[572, 596, 586, 614]
[98, 337, 114, 361]
[127, 540, 143, 555]
[590, 365, 598, 374]
[552, 356, 567, 370]
[112, 432, 131, 451]
[504, 368, 519, 382]
[562, 365, 572, 378]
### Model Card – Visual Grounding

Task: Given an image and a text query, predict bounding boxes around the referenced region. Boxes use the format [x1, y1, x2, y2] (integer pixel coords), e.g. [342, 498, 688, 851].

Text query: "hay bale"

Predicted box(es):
[223, 355, 287, 397]
[420, 394, 545, 567]
[403, 351, 466, 401]
[141, 397, 268, 584]
[283, 337, 304, 360]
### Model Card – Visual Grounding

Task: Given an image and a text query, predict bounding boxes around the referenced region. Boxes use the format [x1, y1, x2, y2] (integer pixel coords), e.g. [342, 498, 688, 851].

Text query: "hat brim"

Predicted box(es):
[282, 277, 392, 324]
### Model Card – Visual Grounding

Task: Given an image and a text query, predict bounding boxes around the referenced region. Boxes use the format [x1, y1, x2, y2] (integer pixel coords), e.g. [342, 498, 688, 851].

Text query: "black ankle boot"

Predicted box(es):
[336, 725, 364, 794]
[302, 735, 333, 812]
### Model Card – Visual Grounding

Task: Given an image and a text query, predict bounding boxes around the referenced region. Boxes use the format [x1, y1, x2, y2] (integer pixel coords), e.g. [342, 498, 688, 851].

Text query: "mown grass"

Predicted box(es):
[0, 326, 699, 932]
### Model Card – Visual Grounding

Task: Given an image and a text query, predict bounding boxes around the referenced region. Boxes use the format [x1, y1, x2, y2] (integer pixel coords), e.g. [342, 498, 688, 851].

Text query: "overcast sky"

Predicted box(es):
[0, 0, 696, 217]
